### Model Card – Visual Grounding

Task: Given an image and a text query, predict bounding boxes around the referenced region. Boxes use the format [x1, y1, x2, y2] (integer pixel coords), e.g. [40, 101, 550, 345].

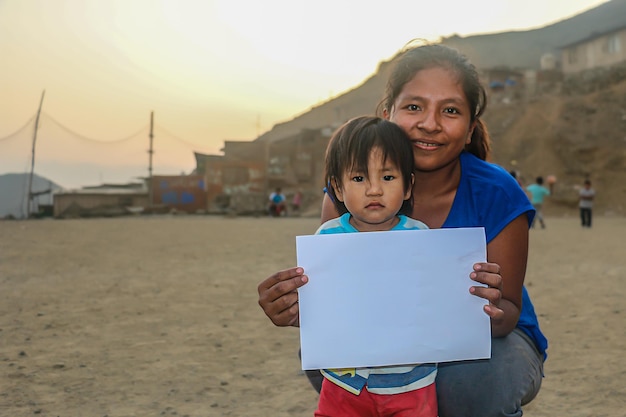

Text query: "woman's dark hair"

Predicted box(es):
[376, 42, 491, 161]
[325, 116, 415, 216]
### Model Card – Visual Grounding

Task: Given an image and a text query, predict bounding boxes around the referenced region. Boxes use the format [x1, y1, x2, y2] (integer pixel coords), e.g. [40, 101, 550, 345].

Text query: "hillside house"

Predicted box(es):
[561, 25, 626, 74]
[195, 127, 332, 214]
[194, 140, 266, 213]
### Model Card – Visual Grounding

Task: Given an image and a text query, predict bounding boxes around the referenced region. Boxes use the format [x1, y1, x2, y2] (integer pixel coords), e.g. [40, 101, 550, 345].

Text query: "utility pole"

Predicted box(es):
[148, 111, 154, 210]
[26, 90, 45, 219]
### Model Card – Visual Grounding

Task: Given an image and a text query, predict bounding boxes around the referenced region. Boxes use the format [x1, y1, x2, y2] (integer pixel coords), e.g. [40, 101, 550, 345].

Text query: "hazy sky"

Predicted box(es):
[0, 0, 609, 187]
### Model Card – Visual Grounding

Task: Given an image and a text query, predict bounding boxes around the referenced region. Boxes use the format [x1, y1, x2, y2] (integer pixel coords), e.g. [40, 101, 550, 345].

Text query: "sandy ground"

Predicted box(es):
[1, 215, 624, 417]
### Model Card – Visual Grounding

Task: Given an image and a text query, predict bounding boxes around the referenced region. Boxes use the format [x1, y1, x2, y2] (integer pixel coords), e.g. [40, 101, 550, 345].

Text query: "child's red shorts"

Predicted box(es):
[315, 378, 437, 417]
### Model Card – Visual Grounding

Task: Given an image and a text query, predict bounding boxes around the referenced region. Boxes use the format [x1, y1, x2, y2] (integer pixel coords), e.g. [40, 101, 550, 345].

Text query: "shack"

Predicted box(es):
[53, 184, 148, 218]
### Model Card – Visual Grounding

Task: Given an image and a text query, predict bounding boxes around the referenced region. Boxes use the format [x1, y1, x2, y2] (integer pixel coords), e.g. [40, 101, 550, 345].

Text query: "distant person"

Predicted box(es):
[291, 190, 303, 214]
[312, 115, 436, 417]
[268, 187, 286, 217]
[579, 179, 596, 227]
[526, 177, 550, 229]
[509, 170, 523, 188]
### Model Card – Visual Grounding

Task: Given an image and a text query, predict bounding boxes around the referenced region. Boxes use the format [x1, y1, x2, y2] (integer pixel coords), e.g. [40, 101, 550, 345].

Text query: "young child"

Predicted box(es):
[313, 116, 437, 417]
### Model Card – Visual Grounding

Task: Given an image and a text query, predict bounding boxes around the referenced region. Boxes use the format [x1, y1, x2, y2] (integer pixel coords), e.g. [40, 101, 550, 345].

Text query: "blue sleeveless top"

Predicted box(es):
[443, 152, 548, 360]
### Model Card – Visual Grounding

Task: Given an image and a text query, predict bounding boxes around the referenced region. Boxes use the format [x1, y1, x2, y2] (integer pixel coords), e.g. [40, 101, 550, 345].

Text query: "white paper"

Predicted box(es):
[296, 227, 491, 370]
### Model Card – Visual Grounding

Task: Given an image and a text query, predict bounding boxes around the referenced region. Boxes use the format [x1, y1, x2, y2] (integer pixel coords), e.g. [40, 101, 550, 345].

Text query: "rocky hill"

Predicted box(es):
[256, 1, 626, 216]
[441, 0, 626, 70]
[483, 64, 626, 216]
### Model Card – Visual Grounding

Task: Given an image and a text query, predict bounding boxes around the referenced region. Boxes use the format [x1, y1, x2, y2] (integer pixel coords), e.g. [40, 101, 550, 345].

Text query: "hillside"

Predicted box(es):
[257, 0, 626, 145]
[254, 1, 626, 216]
[290, 69, 626, 217]
[484, 66, 626, 216]
[441, 0, 626, 70]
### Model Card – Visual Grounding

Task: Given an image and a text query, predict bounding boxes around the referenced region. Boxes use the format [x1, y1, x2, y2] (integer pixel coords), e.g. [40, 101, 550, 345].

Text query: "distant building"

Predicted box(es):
[195, 127, 332, 214]
[540, 53, 557, 70]
[561, 25, 626, 74]
[53, 175, 207, 218]
[53, 185, 149, 218]
[194, 140, 267, 214]
[150, 174, 207, 214]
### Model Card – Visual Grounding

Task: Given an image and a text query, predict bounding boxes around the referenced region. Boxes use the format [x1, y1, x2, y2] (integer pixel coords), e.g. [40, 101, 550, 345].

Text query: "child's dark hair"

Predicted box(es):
[377, 42, 491, 161]
[324, 116, 414, 216]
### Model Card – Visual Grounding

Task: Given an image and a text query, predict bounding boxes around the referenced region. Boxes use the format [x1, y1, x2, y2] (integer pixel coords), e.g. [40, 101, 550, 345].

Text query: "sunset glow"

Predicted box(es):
[0, 0, 609, 187]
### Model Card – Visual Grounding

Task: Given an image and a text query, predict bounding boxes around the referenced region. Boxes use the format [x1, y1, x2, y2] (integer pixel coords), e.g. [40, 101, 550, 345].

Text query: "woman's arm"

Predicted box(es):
[257, 267, 308, 327]
[321, 193, 340, 223]
[470, 214, 528, 337]
[258, 194, 338, 328]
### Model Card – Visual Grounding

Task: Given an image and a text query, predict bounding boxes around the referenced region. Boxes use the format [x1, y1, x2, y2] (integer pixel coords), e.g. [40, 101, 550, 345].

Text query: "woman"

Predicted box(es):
[257, 43, 547, 417]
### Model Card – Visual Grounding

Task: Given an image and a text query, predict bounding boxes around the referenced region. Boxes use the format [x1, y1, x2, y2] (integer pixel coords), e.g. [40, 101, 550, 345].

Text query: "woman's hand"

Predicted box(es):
[469, 262, 505, 321]
[257, 267, 308, 327]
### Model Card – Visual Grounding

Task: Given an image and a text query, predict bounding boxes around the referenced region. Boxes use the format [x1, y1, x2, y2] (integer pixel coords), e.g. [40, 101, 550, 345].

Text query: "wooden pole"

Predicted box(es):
[148, 111, 154, 210]
[26, 90, 45, 219]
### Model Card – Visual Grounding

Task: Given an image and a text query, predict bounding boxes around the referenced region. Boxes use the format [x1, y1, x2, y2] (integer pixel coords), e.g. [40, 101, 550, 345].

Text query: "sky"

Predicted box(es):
[0, 0, 610, 188]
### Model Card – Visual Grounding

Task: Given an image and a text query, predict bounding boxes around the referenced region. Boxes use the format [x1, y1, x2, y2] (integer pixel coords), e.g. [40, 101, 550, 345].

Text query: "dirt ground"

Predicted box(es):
[1, 215, 624, 417]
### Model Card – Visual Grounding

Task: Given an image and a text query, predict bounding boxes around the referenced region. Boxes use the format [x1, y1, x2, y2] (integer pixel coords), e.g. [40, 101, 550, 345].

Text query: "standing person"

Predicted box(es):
[313, 115, 436, 417]
[268, 187, 286, 217]
[291, 189, 303, 214]
[579, 179, 595, 227]
[526, 177, 550, 229]
[258, 43, 547, 417]
[509, 170, 523, 188]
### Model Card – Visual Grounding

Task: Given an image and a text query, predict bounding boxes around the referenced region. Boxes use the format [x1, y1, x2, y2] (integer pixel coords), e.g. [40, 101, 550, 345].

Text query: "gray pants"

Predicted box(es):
[303, 329, 544, 417]
[436, 329, 544, 417]
[531, 204, 545, 228]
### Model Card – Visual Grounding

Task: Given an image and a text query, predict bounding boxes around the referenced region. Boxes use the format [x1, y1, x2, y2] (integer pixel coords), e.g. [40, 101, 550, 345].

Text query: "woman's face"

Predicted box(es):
[385, 66, 474, 172]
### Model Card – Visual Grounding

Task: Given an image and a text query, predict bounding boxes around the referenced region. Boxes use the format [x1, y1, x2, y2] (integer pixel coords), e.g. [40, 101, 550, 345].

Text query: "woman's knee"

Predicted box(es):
[435, 332, 543, 417]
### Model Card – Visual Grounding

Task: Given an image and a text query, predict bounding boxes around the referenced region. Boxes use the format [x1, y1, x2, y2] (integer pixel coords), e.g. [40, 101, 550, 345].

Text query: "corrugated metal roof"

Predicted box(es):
[559, 24, 626, 49]
[54, 188, 148, 196]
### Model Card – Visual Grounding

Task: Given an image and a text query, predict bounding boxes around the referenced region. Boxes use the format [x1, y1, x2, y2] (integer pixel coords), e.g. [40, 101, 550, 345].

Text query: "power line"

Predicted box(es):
[1, 113, 214, 150]
[0, 115, 36, 141]
[0, 111, 214, 192]
[41, 111, 149, 143]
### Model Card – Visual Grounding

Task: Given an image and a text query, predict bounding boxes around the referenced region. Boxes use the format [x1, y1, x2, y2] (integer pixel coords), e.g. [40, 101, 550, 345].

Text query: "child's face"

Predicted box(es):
[333, 147, 411, 232]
